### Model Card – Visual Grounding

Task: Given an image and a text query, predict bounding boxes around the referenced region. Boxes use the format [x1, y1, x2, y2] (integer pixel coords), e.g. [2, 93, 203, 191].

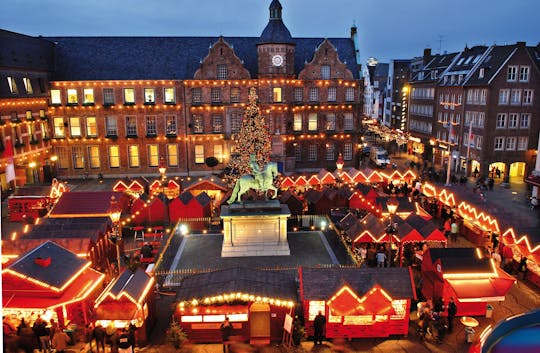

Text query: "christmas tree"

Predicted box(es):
[224, 87, 272, 187]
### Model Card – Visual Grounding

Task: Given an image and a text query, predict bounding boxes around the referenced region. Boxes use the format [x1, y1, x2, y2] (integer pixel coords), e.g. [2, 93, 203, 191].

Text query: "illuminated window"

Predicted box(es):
[230, 87, 240, 103]
[294, 144, 302, 162]
[308, 113, 318, 131]
[106, 116, 118, 137]
[86, 117, 97, 137]
[326, 143, 335, 161]
[212, 115, 223, 133]
[217, 64, 228, 80]
[308, 144, 317, 161]
[294, 87, 303, 102]
[308, 301, 325, 321]
[325, 114, 335, 131]
[144, 88, 155, 104]
[309, 87, 319, 102]
[180, 316, 202, 323]
[293, 113, 302, 131]
[164, 88, 176, 104]
[344, 143, 352, 160]
[128, 145, 140, 167]
[7, 76, 19, 94]
[195, 145, 204, 164]
[103, 88, 115, 105]
[165, 115, 177, 135]
[26, 111, 33, 120]
[23, 77, 33, 94]
[321, 65, 331, 80]
[231, 112, 242, 133]
[327, 87, 336, 102]
[123, 88, 135, 104]
[273, 87, 282, 102]
[214, 144, 223, 163]
[51, 89, 62, 105]
[109, 145, 120, 168]
[67, 89, 78, 104]
[53, 117, 65, 138]
[55, 147, 69, 169]
[167, 144, 179, 166]
[148, 144, 159, 167]
[343, 113, 353, 131]
[69, 117, 82, 137]
[345, 87, 355, 101]
[72, 146, 85, 169]
[211, 88, 221, 103]
[192, 115, 204, 133]
[83, 88, 94, 104]
[125, 116, 137, 136]
[88, 146, 100, 168]
[191, 88, 202, 103]
[41, 121, 50, 139]
[146, 116, 157, 136]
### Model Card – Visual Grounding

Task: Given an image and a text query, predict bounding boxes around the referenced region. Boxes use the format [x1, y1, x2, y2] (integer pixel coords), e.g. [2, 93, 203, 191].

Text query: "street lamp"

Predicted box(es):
[336, 153, 344, 172]
[158, 156, 167, 180]
[386, 197, 399, 267]
[108, 196, 122, 274]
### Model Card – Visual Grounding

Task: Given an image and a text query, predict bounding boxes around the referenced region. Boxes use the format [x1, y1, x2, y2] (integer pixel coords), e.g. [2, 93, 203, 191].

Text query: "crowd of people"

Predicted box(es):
[3, 315, 71, 353]
[416, 297, 457, 344]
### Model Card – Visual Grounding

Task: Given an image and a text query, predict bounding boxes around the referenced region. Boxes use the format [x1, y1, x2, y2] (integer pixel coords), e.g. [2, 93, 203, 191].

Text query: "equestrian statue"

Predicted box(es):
[228, 154, 279, 204]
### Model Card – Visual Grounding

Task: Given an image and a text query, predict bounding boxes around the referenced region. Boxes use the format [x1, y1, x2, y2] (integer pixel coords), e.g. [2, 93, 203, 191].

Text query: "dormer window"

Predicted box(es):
[431, 71, 438, 80]
[479, 68, 485, 79]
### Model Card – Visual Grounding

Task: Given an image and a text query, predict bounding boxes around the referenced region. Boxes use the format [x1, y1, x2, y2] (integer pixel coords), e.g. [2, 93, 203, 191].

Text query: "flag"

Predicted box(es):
[468, 121, 474, 147]
[4, 137, 15, 183]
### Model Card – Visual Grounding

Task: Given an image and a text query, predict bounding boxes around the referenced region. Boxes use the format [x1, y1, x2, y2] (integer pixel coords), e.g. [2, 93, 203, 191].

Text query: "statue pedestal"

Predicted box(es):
[220, 200, 290, 257]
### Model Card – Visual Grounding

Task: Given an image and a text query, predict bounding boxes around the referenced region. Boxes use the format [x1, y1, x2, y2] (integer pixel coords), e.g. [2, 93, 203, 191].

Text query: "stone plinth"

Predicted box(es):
[220, 200, 290, 257]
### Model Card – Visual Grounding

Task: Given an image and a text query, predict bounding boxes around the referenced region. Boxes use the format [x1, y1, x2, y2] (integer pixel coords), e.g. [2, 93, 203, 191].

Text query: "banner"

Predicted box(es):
[4, 137, 15, 183]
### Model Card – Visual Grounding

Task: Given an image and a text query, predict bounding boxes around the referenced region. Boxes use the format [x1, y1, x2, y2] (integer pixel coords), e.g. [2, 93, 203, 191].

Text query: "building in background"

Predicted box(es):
[0, 0, 364, 183]
[0, 30, 55, 190]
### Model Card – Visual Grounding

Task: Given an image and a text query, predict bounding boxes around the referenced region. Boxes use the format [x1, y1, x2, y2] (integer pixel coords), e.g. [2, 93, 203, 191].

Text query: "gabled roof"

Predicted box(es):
[46, 36, 359, 80]
[176, 267, 297, 302]
[102, 268, 153, 305]
[304, 189, 324, 203]
[3, 241, 88, 290]
[195, 192, 211, 207]
[465, 44, 519, 86]
[301, 267, 415, 300]
[178, 191, 194, 205]
[182, 175, 228, 192]
[23, 217, 110, 240]
[49, 191, 123, 217]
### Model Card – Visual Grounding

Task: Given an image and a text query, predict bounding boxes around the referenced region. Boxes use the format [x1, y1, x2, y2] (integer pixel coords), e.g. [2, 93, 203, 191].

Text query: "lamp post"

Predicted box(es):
[108, 196, 122, 274]
[386, 197, 399, 267]
[158, 156, 167, 180]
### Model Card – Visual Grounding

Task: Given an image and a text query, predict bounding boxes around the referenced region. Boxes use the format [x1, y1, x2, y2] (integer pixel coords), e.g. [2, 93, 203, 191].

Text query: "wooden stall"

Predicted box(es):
[174, 268, 297, 344]
[279, 190, 305, 216]
[94, 268, 155, 346]
[299, 267, 416, 339]
[421, 248, 516, 316]
[2, 241, 105, 327]
[7, 179, 67, 222]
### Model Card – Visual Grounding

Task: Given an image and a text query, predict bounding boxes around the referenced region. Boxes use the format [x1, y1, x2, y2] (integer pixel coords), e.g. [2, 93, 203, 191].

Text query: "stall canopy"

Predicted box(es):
[94, 268, 154, 320]
[2, 241, 104, 325]
[49, 191, 128, 218]
[279, 190, 305, 216]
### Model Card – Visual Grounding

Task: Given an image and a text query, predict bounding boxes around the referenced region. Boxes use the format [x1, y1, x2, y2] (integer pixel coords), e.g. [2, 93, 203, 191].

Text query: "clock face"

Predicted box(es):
[272, 54, 284, 67]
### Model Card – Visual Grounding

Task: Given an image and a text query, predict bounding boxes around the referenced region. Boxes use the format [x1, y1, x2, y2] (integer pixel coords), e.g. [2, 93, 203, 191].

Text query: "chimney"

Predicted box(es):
[423, 48, 432, 65]
[350, 25, 357, 39]
[423, 48, 431, 58]
[35, 257, 51, 267]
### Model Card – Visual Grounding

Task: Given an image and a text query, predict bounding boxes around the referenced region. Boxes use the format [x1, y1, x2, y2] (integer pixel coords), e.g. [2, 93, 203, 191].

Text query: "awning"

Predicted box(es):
[446, 269, 515, 302]
[525, 174, 540, 187]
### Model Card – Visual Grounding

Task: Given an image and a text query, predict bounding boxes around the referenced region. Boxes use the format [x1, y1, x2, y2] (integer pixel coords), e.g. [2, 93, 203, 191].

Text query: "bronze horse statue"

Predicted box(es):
[228, 162, 279, 204]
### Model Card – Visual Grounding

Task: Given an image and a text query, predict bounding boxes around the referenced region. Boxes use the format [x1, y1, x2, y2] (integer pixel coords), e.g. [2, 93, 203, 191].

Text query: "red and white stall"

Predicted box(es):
[299, 267, 416, 338]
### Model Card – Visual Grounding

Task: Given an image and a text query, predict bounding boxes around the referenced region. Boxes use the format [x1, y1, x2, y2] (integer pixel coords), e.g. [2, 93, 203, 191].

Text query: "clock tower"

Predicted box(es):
[257, 0, 295, 78]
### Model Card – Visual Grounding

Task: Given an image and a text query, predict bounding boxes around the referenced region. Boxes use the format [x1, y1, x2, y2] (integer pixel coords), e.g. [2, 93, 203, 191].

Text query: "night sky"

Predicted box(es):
[3, 0, 539, 64]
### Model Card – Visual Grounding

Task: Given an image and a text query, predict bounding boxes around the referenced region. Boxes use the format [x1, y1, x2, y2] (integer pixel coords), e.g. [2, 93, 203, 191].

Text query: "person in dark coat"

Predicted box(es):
[313, 311, 326, 345]
[220, 317, 233, 353]
[447, 297, 458, 333]
[92, 323, 106, 353]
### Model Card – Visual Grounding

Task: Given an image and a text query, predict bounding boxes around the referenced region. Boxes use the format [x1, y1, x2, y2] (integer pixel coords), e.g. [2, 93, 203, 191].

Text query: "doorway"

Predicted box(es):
[249, 302, 270, 344]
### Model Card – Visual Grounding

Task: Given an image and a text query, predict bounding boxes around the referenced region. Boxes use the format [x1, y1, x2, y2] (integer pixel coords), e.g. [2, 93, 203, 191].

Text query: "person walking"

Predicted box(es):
[447, 297, 457, 333]
[376, 250, 387, 268]
[450, 219, 459, 243]
[51, 327, 70, 353]
[92, 323, 106, 353]
[220, 317, 233, 353]
[313, 311, 326, 345]
[33, 316, 51, 353]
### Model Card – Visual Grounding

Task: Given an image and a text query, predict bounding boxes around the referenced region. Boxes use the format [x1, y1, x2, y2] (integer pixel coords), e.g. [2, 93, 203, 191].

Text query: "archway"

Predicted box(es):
[509, 162, 526, 178]
[488, 162, 506, 179]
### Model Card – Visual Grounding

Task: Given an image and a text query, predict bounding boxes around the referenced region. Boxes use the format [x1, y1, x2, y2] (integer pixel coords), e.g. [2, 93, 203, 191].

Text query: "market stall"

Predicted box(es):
[299, 267, 416, 338]
[94, 268, 155, 346]
[2, 241, 105, 327]
[421, 248, 516, 316]
[174, 268, 297, 344]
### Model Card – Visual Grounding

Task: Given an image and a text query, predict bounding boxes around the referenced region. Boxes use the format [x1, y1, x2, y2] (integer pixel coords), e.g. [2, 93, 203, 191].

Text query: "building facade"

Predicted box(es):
[0, 0, 364, 184]
[407, 43, 540, 180]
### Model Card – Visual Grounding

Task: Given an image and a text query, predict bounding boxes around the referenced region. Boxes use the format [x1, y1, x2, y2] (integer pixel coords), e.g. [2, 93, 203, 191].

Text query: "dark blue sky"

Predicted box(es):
[3, 0, 539, 64]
